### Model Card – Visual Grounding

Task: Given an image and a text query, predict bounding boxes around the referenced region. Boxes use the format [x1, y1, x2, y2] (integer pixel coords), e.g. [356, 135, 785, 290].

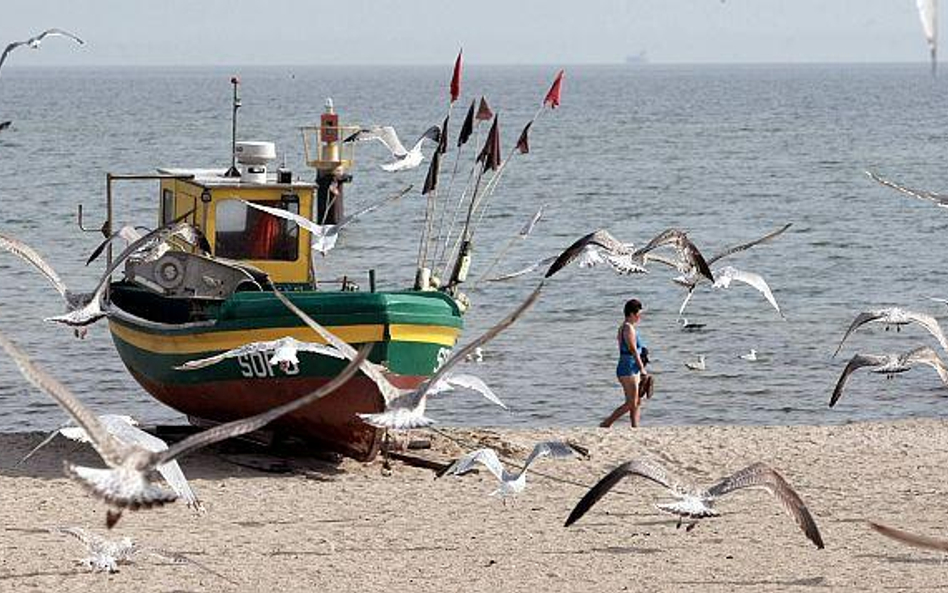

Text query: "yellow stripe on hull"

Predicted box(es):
[109, 319, 459, 355]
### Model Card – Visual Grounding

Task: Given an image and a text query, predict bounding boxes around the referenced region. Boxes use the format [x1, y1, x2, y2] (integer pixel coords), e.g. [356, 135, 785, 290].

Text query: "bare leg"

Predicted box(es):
[601, 375, 641, 428]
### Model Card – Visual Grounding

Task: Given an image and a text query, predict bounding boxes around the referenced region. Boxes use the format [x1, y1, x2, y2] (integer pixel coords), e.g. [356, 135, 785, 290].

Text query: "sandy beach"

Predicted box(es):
[1, 419, 947, 592]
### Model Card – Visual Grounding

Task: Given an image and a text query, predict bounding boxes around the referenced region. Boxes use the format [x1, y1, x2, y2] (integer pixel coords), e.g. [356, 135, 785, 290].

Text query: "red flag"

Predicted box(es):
[515, 121, 532, 154]
[457, 100, 475, 147]
[543, 69, 565, 109]
[422, 146, 442, 195]
[476, 96, 493, 121]
[450, 49, 463, 103]
[476, 116, 501, 172]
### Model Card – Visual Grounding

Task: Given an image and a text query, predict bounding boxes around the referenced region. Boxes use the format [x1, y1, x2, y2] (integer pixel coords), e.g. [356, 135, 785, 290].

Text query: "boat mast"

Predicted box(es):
[225, 76, 241, 177]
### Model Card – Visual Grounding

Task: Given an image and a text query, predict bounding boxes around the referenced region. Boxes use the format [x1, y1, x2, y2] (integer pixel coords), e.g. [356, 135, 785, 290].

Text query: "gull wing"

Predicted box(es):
[157, 344, 370, 464]
[488, 256, 557, 282]
[708, 223, 793, 266]
[0, 41, 28, 73]
[519, 205, 545, 238]
[903, 311, 948, 354]
[431, 373, 507, 409]
[632, 228, 713, 283]
[0, 332, 126, 467]
[34, 28, 85, 45]
[336, 185, 413, 229]
[564, 459, 680, 527]
[271, 288, 398, 401]
[712, 266, 784, 318]
[704, 462, 824, 549]
[519, 440, 576, 476]
[447, 448, 507, 483]
[409, 125, 442, 153]
[866, 170, 948, 207]
[833, 311, 885, 358]
[0, 233, 70, 298]
[904, 346, 948, 384]
[343, 126, 408, 157]
[830, 353, 888, 408]
[869, 521, 948, 552]
[545, 230, 629, 278]
[243, 200, 321, 235]
[17, 421, 71, 465]
[175, 339, 290, 370]
[50, 525, 106, 552]
[85, 225, 148, 266]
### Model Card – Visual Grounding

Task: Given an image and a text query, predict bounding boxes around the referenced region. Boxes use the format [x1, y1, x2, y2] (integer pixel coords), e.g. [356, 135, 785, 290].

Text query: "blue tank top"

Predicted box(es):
[618, 324, 643, 356]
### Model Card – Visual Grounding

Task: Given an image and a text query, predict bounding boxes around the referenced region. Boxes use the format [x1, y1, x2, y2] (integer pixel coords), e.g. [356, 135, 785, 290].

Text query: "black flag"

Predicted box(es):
[422, 146, 442, 195]
[515, 121, 532, 155]
[438, 115, 449, 155]
[457, 100, 475, 147]
[476, 116, 501, 172]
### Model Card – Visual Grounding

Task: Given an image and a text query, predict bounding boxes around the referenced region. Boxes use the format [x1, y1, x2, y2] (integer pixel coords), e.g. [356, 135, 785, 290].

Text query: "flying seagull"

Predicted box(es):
[833, 307, 948, 358]
[630, 228, 714, 284]
[443, 441, 576, 499]
[679, 265, 785, 319]
[544, 230, 645, 278]
[564, 459, 824, 549]
[243, 185, 411, 256]
[488, 256, 557, 282]
[865, 170, 948, 209]
[0, 29, 84, 78]
[344, 125, 441, 172]
[49, 525, 231, 580]
[273, 282, 543, 429]
[869, 521, 948, 553]
[19, 414, 205, 513]
[0, 329, 369, 527]
[176, 336, 345, 373]
[829, 346, 948, 407]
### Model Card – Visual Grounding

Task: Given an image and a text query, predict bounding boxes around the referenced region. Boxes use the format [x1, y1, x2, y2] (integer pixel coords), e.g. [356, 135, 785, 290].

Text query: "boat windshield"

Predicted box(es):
[215, 198, 300, 261]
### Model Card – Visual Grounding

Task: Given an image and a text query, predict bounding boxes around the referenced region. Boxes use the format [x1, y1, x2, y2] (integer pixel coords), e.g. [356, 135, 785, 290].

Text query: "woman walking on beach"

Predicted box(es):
[600, 299, 648, 428]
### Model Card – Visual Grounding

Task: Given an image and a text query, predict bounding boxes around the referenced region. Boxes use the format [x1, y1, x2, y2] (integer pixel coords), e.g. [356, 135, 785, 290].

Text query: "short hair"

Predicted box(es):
[624, 299, 642, 317]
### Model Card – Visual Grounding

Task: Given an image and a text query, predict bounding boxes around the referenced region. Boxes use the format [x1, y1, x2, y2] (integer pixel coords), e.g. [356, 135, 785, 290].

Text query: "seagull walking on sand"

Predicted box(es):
[564, 459, 824, 549]
[176, 336, 345, 373]
[344, 125, 441, 172]
[243, 185, 411, 256]
[19, 414, 205, 513]
[833, 307, 948, 357]
[443, 441, 577, 500]
[0, 330, 369, 527]
[49, 525, 231, 580]
[829, 346, 948, 407]
[685, 355, 707, 371]
[273, 283, 543, 430]
[0, 29, 84, 78]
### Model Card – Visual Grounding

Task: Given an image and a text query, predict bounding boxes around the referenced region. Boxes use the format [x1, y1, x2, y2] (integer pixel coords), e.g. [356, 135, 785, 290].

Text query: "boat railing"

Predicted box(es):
[300, 124, 359, 171]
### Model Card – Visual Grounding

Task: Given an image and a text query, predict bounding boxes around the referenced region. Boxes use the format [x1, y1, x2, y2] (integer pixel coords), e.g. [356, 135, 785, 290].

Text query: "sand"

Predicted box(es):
[1, 419, 947, 592]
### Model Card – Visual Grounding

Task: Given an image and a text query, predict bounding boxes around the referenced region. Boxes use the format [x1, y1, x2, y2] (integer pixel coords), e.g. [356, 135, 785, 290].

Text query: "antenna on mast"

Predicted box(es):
[224, 76, 242, 178]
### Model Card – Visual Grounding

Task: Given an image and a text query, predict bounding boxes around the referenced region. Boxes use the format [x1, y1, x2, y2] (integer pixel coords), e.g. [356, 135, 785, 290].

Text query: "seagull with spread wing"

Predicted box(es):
[19, 414, 205, 513]
[544, 230, 645, 278]
[443, 440, 577, 499]
[0, 330, 369, 527]
[564, 459, 824, 549]
[866, 170, 948, 208]
[243, 185, 411, 256]
[273, 283, 543, 430]
[176, 336, 345, 373]
[630, 228, 714, 284]
[830, 346, 948, 407]
[679, 265, 785, 319]
[0, 28, 84, 78]
[833, 307, 948, 357]
[344, 125, 441, 172]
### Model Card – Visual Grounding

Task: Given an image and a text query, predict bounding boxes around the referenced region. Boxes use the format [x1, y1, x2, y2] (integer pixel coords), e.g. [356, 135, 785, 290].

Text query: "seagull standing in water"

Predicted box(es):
[833, 307, 948, 357]
[740, 349, 758, 361]
[829, 346, 948, 407]
[0, 29, 84, 78]
[273, 283, 543, 429]
[344, 125, 441, 172]
[564, 459, 824, 549]
[443, 441, 577, 501]
[685, 355, 707, 371]
[243, 185, 411, 256]
[0, 330, 369, 527]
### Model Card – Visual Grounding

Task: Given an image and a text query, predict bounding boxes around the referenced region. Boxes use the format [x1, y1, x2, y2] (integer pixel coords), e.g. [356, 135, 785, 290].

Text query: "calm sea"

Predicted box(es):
[0, 63, 946, 432]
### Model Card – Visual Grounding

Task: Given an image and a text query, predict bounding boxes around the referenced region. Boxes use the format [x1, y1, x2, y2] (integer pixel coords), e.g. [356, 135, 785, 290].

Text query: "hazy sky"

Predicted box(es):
[0, 1, 936, 66]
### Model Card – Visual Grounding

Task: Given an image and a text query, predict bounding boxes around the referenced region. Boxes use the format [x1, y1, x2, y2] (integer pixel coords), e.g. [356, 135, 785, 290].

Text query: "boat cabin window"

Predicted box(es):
[161, 189, 175, 225]
[215, 197, 300, 261]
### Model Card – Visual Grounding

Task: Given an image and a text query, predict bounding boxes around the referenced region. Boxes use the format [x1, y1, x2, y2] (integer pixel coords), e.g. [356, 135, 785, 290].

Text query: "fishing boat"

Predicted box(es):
[93, 79, 463, 461]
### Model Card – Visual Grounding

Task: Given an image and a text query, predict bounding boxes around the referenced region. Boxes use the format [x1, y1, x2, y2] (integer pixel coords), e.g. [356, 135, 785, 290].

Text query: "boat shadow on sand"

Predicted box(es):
[0, 428, 348, 481]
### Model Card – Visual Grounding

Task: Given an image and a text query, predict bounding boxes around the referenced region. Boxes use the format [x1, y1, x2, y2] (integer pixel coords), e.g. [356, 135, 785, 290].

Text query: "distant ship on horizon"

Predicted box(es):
[625, 51, 650, 66]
